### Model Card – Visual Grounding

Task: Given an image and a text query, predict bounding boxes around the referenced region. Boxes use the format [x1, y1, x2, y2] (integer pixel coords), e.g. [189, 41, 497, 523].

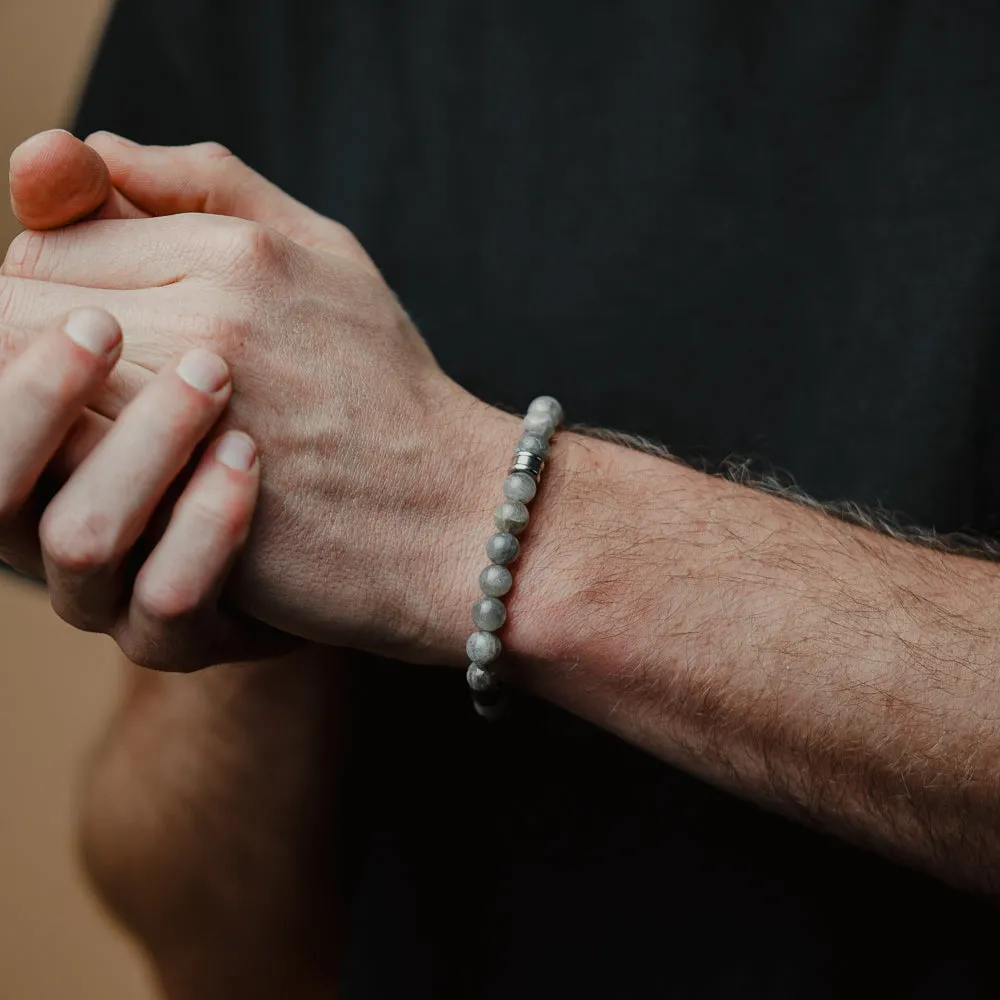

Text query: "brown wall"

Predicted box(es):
[0, 0, 155, 996]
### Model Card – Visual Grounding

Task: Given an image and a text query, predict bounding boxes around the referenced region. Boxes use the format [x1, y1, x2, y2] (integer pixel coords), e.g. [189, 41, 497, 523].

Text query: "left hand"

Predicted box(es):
[1, 141, 516, 661]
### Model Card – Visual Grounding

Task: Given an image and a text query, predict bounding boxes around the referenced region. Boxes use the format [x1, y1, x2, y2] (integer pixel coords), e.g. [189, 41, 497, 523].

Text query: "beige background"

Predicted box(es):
[0, 0, 154, 996]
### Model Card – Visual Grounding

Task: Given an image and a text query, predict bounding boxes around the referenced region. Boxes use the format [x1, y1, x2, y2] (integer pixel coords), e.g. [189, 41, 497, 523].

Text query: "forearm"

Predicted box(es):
[442, 412, 1000, 891]
[79, 648, 345, 1000]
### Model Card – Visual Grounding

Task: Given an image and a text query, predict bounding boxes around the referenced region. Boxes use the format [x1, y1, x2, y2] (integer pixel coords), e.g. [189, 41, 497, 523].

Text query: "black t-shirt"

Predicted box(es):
[76, 2, 1000, 995]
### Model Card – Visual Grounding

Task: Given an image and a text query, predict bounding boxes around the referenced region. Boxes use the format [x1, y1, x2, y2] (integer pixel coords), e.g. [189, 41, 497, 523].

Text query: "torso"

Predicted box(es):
[79, 1, 1000, 993]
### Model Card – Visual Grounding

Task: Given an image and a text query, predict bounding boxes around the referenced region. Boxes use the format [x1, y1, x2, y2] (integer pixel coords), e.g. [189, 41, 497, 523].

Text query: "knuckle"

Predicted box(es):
[191, 140, 236, 164]
[48, 592, 101, 633]
[113, 631, 159, 671]
[39, 506, 116, 574]
[205, 216, 286, 281]
[133, 573, 204, 625]
[189, 493, 250, 547]
[115, 622, 199, 674]
[328, 219, 365, 255]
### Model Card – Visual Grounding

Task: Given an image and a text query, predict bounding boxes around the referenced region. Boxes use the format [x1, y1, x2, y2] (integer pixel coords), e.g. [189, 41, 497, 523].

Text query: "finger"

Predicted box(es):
[50, 408, 113, 478]
[0, 307, 121, 516]
[8, 130, 145, 230]
[0, 273, 156, 413]
[40, 349, 232, 633]
[123, 431, 273, 670]
[0, 271, 137, 336]
[86, 133, 373, 262]
[3, 216, 203, 288]
[2, 409, 116, 579]
[0, 307, 121, 577]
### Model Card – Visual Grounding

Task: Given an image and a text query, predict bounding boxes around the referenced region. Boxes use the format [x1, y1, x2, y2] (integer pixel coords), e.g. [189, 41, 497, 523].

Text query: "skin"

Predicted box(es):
[0, 301, 275, 667]
[7, 129, 1000, 996]
[8, 131, 346, 999]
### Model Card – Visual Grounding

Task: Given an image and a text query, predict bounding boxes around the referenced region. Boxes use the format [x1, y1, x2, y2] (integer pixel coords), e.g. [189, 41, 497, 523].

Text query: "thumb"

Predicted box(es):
[9, 129, 145, 230]
[85, 132, 370, 260]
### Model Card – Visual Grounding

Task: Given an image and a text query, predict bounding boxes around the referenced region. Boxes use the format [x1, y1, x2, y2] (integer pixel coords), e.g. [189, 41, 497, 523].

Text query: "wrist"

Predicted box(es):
[497, 430, 668, 713]
[403, 393, 615, 681]
[394, 384, 521, 665]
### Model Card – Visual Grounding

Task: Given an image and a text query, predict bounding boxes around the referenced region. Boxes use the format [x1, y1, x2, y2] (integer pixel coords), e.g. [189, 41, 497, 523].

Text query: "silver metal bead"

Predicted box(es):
[527, 395, 564, 427]
[516, 432, 549, 458]
[472, 596, 506, 631]
[466, 662, 500, 695]
[503, 472, 537, 503]
[494, 500, 529, 535]
[486, 532, 519, 566]
[510, 451, 544, 478]
[479, 563, 513, 597]
[466, 630, 502, 665]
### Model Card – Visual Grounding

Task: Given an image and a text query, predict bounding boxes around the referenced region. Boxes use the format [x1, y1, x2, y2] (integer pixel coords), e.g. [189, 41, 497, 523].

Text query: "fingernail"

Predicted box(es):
[93, 130, 138, 147]
[215, 431, 256, 471]
[177, 349, 230, 393]
[64, 307, 122, 359]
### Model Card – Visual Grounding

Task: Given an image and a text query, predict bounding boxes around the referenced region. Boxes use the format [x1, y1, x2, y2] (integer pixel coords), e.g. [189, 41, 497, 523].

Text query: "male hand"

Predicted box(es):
[3, 133, 517, 664]
[7, 134, 346, 994]
[0, 301, 280, 669]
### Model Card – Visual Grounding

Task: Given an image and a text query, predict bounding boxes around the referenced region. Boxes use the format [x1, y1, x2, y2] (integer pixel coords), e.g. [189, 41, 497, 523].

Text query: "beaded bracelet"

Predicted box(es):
[465, 395, 564, 718]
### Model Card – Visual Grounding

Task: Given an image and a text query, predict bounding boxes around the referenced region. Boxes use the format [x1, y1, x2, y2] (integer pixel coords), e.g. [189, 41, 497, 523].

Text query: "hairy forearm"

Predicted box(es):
[461, 425, 1000, 892]
[79, 648, 345, 1000]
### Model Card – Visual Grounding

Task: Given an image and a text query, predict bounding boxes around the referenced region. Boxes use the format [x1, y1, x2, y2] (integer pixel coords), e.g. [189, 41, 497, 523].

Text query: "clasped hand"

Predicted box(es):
[1, 131, 514, 668]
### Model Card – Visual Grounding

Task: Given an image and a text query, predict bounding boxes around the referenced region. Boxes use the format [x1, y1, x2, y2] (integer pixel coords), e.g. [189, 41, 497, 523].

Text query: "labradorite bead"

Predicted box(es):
[528, 395, 564, 427]
[486, 532, 519, 566]
[473, 696, 505, 720]
[503, 472, 537, 503]
[494, 500, 529, 535]
[516, 432, 549, 458]
[466, 630, 502, 665]
[480, 563, 513, 597]
[466, 662, 500, 695]
[472, 596, 506, 631]
[522, 410, 557, 437]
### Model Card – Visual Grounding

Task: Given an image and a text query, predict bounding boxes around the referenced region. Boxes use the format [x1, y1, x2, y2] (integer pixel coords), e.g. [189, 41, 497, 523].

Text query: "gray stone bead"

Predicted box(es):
[474, 702, 504, 720]
[494, 500, 529, 535]
[466, 662, 500, 695]
[466, 630, 502, 665]
[472, 697, 505, 721]
[485, 532, 520, 566]
[522, 410, 557, 438]
[503, 472, 537, 503]
[516, 432, 549, 458]
[479, 564, 513, 597]
[472, 596, 506, 631]
[528, 395, 564, 427]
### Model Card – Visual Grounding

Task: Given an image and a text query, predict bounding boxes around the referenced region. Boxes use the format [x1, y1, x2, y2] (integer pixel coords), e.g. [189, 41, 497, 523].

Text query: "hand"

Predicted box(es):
[2, 138, 518, 661]
[9, 127, 346, 238]
[9, 136, 345, 993]
[0, 304, 282, 669]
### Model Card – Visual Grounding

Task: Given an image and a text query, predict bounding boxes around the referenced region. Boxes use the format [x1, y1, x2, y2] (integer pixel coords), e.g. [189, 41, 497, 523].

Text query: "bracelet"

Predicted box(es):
[465, 395, 564, 718]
